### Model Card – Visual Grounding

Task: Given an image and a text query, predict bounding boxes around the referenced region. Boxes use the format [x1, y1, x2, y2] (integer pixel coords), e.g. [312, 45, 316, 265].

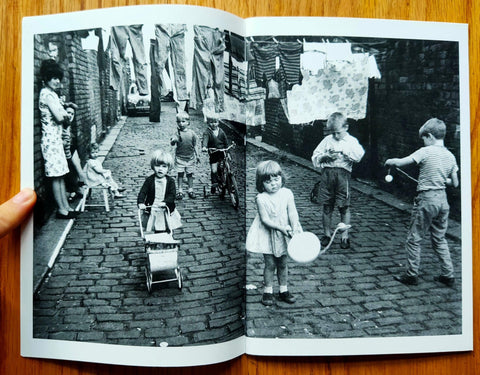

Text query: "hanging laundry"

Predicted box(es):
[190, 25, 226, 112]
[81, 30, 99, 50]
[301, 51, 327, 76]
[109, 25, 149, 95]
[277, 42, 303, 86]
[287, 53, 376, 123]
[153, 24, 188, 104]
[149, 39, 161, 122]
[303, 41, 353, 61]
[368, 55, 382, 79]
[251, 42, 278, 86]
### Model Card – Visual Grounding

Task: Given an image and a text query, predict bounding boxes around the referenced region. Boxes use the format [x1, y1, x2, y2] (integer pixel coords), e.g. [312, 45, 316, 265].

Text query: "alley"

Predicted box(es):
[33, 103, 246, 347]
[245, 147, 462, 339]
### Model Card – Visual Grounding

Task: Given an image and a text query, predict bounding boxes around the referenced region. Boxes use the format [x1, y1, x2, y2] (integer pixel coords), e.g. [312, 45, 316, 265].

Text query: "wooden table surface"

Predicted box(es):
[1, 1, 477, 374]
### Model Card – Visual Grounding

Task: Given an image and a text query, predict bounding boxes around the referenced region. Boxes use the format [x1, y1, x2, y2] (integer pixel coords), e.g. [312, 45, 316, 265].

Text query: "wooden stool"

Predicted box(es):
[80, 186, 111, 212]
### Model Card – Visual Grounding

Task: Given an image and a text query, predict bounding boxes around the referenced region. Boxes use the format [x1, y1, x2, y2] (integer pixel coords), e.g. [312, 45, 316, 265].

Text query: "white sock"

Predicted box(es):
[279, 285, 288, 293]
[264, 286, 273, 294]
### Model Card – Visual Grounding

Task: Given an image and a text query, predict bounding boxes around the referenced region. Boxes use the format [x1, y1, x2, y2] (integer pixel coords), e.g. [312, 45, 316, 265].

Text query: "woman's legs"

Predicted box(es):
[52, 177, 70, 214]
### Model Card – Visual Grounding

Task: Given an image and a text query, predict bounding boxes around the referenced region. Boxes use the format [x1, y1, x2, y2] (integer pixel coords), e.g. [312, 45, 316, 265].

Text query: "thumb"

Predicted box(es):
[0, 188, 37, 239]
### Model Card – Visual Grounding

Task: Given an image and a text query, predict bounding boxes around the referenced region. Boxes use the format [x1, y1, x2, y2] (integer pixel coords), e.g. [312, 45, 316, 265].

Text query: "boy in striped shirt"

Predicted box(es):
[385, 118, 459, 287]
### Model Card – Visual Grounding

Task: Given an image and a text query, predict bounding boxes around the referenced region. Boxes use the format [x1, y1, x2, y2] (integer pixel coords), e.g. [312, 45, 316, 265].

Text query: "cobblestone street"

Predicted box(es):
[33, 103, 246, 347]
[33, 102, 463, 346]
[245, 148, 462, 339]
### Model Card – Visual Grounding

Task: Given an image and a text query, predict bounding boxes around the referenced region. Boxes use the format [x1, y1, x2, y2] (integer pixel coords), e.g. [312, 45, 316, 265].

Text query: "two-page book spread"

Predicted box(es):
[21, 4, 472, 367]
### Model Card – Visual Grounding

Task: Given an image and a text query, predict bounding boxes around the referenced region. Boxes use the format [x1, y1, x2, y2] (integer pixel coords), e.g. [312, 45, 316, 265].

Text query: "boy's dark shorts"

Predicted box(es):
[318, 167, 351, 208]
[209, 150, 225, 164]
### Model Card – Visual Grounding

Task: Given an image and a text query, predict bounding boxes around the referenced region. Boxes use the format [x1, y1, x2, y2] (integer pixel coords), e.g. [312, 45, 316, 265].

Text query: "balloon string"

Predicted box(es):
[395, 167, 418, 183]
[319, 226, 341, 255]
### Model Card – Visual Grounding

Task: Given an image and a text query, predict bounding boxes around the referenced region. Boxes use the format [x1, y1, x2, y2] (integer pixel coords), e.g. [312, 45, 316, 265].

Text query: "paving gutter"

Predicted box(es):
[246, 137, 461, 242]
[34, 117, 127, 294]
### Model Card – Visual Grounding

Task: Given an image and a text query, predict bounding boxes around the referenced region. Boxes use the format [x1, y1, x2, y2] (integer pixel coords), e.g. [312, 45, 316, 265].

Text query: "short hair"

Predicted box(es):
[64, 102, 78, 111]
[40, 59, 64, 82]
[255, 160, 285, 192]
[326, 112, 347, 131]
[176, 111, 189, 122]
[419, 118, 446, 140]
[206, 113, 220, 122]
[87, 143, 99, 157]
[150, 149, 174, 170]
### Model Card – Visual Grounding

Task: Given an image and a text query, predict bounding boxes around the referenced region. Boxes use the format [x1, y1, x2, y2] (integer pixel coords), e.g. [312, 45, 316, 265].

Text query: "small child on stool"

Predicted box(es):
[84, 143, 125, 198]
[311, 112, 365, 249]
[385, 118, 459, 287]
[137, 149, 182, 233]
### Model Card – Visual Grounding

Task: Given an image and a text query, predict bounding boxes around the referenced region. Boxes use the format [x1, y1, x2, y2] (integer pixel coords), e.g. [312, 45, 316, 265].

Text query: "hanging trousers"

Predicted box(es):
[278, 42, 303, 86]
[154, 24, 188, 103]
[149, 39, 161, 122]
[110, 25, 149, 95]
[251, 42, 278, 85]
[190, 25, 226, 112]
[251, 41, 303, 87]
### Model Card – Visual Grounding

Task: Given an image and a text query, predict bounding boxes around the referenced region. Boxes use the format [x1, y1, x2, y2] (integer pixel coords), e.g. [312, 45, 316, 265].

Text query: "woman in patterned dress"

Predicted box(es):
[39, 60, 78, 219]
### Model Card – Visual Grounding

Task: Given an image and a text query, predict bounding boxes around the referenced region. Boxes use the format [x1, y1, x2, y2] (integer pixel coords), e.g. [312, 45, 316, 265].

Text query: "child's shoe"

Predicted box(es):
[210, 184, 217, 194]
[320, 236, 331, 247]
[188, 190, 196, 199]
[176, 191, 184, 200]
[434, 275, 455, 287]
[394, 274, 418, 286]
[278, 291, 296, 304]
[261, 293, 274, 306]
[340, 238, 350, 249]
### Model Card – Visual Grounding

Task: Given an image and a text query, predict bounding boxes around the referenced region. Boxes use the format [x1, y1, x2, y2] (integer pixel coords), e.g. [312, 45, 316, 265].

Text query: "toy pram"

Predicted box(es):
[138, 205, 182, 292]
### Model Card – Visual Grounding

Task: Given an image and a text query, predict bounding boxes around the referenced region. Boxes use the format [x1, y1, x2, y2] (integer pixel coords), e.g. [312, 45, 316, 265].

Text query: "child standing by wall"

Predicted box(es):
[311, 112, 365, 249]
[137, 149, 182, 233]
[201, 113, 229, 194]
[62, 103, 86, 201]
[385, 118, 459, 287]
[83, 143, 124, 198]
[170, 112, 199, 200]
[246, 160, 302, 306]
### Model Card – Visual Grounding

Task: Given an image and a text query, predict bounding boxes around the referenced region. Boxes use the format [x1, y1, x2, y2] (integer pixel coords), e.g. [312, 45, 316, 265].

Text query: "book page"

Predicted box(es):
[244, 16, 472, 356]
[21, 5, 248, 367]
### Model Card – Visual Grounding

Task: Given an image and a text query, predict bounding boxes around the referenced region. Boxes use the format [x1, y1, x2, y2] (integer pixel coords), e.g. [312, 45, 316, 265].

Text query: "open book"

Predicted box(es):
[21, 4, 472, 367]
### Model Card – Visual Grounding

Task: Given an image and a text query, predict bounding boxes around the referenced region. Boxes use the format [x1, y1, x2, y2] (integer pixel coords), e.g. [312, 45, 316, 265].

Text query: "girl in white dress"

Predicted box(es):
[246, 160, 302, 306]
[84, 143, 124, 198]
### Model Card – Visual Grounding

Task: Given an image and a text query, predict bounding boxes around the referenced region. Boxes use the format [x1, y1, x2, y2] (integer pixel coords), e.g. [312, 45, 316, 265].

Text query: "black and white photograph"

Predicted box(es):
[20, 5, 472, 367]
[245, 32, 467, 347]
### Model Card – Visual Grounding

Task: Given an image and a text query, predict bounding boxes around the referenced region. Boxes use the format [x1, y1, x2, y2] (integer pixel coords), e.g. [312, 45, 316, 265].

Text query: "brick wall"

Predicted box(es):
[372, 39, 460, 172]
[260, 39, 460, 180]
[33, 31, 127, 226]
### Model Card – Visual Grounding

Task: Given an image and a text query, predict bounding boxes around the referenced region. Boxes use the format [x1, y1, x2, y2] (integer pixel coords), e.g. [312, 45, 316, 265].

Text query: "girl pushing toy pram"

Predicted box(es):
[137, 149, 182, 233]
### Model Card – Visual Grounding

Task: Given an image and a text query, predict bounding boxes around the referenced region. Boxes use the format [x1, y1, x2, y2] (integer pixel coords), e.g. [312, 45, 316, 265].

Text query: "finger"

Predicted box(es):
[0, 188, 37, 239]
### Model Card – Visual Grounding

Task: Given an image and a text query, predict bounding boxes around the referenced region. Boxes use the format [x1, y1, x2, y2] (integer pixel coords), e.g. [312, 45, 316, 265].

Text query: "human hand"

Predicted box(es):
[138, 203, 146, 210]
[202, 147, 208, 153]
[0, 188, 36, 239]
[384, 159, 396, 167]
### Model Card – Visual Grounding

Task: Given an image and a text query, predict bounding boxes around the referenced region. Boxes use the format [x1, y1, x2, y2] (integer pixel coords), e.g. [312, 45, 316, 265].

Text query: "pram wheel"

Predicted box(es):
[175, 267, 183, 289]
[145, 265, 152, 294]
